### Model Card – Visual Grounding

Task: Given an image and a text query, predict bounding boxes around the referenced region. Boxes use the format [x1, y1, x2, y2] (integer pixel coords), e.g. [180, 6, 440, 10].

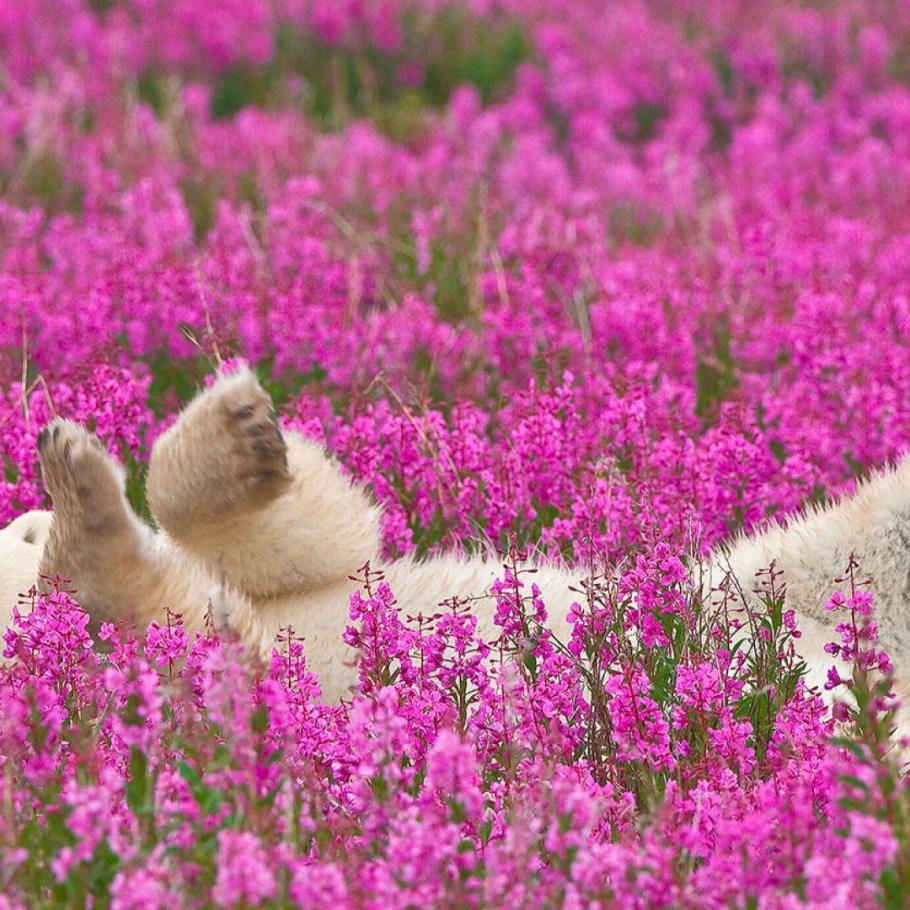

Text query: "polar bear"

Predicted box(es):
[3, 368, 584, 700]
[0, 366, 904, 730]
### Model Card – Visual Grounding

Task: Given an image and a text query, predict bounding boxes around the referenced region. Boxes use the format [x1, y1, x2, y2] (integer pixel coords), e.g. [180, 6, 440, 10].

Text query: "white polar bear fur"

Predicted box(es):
[0, 367, 904, 733]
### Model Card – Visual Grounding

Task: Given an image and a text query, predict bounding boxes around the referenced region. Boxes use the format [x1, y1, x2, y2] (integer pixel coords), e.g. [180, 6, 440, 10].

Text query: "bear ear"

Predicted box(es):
[0, 516, 48, 641]
[3, 510, 53, 547]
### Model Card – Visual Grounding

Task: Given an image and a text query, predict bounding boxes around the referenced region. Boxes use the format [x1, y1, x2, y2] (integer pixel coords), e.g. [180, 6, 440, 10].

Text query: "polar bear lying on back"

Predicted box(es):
[0, 367, 907, 727]
[0, 368, 586, 699]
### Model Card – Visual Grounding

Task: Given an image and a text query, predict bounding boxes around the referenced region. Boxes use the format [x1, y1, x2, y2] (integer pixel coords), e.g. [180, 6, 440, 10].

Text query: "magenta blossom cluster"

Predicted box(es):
[0, 567, 905, 909]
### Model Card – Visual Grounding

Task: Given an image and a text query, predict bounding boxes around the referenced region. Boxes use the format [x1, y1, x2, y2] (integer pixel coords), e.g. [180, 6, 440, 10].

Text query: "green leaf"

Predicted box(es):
[125, 747, 148, 815]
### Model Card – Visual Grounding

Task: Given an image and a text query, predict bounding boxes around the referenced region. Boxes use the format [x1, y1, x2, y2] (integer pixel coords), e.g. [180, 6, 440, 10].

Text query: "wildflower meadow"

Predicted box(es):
[3, 1, 910, 906]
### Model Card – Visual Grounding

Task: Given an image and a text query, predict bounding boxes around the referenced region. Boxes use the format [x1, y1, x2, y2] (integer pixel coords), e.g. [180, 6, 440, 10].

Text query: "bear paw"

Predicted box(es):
[211, 369, 292, 502]
[37, 419, 126, 531]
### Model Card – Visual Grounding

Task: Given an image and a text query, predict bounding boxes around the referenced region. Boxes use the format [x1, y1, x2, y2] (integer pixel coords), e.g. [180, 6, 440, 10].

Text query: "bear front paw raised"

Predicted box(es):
[215, 371, 292, 500]
[37, 418, 126, 528]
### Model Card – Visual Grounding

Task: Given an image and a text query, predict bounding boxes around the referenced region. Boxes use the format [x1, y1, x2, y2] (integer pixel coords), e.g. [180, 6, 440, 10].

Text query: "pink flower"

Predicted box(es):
[212, 831, 276, 907]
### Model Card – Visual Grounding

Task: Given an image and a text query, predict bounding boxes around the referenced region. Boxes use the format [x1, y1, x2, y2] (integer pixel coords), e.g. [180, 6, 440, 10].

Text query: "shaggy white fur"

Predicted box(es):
[0, 367, 904, 731]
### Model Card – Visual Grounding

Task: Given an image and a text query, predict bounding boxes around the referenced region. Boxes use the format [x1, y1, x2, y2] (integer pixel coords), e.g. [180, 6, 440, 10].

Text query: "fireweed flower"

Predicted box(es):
[0, 531, 903, 905]
[605, 664, 675, 771]
[212, 830, 276, 907]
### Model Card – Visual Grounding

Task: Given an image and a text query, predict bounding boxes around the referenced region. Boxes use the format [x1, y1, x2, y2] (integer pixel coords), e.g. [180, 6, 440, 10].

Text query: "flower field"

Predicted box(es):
[3, 0, 910, 906]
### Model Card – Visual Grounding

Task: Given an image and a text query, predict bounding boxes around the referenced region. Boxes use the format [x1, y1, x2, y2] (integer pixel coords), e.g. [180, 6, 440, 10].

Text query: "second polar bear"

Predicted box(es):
[0, 366, 906, 725]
